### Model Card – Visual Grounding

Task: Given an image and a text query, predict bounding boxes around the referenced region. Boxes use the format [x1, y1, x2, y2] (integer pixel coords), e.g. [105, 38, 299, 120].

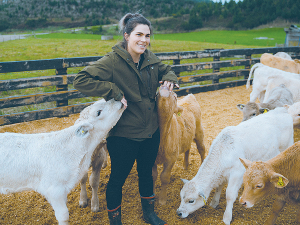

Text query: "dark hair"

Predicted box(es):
[119, 13, 152, 48]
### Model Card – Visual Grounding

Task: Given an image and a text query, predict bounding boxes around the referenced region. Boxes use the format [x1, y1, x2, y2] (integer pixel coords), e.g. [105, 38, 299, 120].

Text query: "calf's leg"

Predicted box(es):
[194, 134, 206, 162]
[47, 189, 69, 225]
[223, 172, 243, 225]
[210, 182, 225, 208]
[183, 149, 190, 170]
[89, 144, 107, 212]
[79, 173, 89, 208]
[158, 161, 175, 205]
[265, 196, 286, 225]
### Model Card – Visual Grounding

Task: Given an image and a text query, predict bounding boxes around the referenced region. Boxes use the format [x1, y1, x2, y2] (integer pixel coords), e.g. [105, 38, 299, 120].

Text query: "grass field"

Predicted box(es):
[153, 28, 286, 47]
[34, 27, 286, 47]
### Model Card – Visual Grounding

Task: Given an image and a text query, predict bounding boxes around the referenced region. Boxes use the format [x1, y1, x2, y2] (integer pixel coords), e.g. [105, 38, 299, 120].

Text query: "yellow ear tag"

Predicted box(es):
[82, 130, 85, 133]
[200, 194, 207, 205]
[277, 177, 284, 186]
[177, 112, 181, 116]
[263, 109, 268, 114]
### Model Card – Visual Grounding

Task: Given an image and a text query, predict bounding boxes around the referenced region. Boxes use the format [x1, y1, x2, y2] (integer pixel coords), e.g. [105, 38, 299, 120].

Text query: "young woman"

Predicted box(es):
[73, 13, 179, 225]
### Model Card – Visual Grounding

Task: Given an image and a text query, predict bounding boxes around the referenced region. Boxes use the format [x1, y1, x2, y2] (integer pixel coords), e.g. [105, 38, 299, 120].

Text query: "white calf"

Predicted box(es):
[177, 107, 294, 225]
[0, 99, 124, 225]
[237, 84, 294, 121]
[246, 63, 300, 102]
[285, 102, 300, 128]
[264, 75, 300, 103]
[274, 52, 292, 60]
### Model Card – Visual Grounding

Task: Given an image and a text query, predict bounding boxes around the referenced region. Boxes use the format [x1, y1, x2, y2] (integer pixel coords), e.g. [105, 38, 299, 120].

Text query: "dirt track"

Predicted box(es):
[0, 85, 299, 225]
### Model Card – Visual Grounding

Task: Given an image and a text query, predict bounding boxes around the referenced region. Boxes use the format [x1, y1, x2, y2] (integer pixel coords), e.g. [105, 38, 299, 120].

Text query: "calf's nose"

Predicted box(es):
[176, 210, 182, 217]
[240, 201, 247, 207]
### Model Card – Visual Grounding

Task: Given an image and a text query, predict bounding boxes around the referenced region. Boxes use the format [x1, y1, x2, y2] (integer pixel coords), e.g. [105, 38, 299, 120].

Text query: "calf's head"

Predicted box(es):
[237, 102, 269, 121]
[239, 158, 289, 208]
[157, 85, 183, 118]
[285, 102, 300, 128]
[177, 179, 207, 218]
[75, 99, 125, 138]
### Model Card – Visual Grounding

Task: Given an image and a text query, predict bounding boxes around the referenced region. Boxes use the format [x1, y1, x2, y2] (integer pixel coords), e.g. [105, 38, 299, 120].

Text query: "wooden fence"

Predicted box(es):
[1, 46, 300, 126]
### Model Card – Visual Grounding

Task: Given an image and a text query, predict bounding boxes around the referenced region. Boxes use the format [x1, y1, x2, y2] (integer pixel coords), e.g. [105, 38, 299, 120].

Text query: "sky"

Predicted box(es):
[211, 0, 242, 3]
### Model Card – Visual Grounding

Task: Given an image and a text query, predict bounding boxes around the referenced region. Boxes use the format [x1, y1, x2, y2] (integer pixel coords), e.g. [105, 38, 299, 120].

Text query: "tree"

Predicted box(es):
[185, 9, 202, 30]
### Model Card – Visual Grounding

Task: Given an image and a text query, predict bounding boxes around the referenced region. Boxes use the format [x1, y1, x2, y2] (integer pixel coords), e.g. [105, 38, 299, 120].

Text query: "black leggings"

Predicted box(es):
[106, 129, 160, 210]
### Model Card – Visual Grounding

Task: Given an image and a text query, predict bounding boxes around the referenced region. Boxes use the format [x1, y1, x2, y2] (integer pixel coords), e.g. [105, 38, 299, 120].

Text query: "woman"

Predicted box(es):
[73, 13, 179, 225]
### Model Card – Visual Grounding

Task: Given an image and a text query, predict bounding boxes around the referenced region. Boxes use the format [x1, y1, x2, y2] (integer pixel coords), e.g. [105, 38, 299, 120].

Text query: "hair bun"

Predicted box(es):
[119, 13, 140, 32]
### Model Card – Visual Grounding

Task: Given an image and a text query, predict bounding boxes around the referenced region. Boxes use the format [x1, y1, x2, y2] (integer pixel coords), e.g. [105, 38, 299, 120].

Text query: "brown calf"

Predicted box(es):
[239, 141, 300, 225]
[153, 85, 206, 205]
[260, 53, 300, 74]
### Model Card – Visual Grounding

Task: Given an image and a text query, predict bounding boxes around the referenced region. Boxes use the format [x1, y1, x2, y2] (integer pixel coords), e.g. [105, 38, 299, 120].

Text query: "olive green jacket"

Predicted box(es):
[73, 43, 178, 139]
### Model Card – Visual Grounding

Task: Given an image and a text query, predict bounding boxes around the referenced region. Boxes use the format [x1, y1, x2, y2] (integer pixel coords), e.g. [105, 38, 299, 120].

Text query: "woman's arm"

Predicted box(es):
[73, 56, 124, 101]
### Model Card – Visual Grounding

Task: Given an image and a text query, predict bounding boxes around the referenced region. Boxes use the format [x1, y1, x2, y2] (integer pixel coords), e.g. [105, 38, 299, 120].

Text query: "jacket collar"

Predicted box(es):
[112, 44, 160, 70]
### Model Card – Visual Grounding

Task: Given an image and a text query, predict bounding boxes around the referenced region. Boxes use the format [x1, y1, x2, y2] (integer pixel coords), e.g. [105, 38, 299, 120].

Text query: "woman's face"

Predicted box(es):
[125, 24, 150, 60]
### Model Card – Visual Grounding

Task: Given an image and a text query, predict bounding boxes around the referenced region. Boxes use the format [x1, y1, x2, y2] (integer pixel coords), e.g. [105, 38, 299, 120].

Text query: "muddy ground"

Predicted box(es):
[0, 85, 299, 225]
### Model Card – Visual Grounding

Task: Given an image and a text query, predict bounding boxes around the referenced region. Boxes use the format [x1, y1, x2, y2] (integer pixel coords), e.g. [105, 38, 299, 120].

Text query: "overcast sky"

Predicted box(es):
[211, 0, 242, 3]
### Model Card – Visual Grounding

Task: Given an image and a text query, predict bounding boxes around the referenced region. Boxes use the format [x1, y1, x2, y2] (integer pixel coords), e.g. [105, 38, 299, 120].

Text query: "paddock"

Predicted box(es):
[0, 85, 299, 225]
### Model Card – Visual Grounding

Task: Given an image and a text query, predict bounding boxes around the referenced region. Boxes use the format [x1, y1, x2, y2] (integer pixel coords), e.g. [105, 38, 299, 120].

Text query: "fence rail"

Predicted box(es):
[1, 46, 300, 126]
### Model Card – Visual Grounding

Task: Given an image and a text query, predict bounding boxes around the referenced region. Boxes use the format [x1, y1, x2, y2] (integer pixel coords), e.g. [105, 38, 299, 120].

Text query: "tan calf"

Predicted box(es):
[239, 141, 300, 225]
[153, 85, 206, 205]
[260, 53, 300, 74]
[79, 140, 108, 212]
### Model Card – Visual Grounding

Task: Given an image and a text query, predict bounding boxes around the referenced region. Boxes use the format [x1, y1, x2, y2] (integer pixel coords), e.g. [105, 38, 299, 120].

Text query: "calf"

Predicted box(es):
[79, 140, 108, 212]
[177, 107, 294, 225]
[285, 102, 300, 128]
[239, 141, 300, 225]
[274, 52, 293, 60]
[264, 75, 300, 103]
[153, 85, 206, 205]
[260, 52, 300, 73]
[246, 63, 300, 102]
[237, 84, 294, 121]
[0, 99, 124, 225]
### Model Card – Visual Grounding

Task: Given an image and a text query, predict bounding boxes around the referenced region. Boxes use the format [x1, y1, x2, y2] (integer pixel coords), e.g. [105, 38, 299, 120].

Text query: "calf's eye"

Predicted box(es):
[97, 110, 102, 116]
[256, 184, 263, 189]
[188, 200, 194, 204]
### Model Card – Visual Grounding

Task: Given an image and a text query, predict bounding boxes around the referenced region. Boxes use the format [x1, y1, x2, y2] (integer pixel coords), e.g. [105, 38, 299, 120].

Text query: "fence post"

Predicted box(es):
[55, 68, 68, 107]
[245, 54, 252, 79]
[212, 56, 220, 84]
[173, 59, 181, 77]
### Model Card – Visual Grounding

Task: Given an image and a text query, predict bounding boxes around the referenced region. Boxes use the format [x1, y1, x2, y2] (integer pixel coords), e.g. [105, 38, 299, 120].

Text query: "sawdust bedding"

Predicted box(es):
[0, 85, 299, 225]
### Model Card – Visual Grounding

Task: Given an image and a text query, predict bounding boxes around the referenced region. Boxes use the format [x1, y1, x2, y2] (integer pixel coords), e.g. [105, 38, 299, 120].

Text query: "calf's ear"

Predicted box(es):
[259, 108, 269, 114]
[237, 104, 245, 111]
[270, 172, 289, 188]
[283, 104, 290, 110]
[239, 158, 252, 169]
[176, 106, 184, 115]
[75, 122, 94, 137]
[181, 178, 189, 184]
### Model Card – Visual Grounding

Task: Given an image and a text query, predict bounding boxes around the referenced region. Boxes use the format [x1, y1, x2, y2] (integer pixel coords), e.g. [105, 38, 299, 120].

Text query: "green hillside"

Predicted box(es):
[0, 0, 300, 32]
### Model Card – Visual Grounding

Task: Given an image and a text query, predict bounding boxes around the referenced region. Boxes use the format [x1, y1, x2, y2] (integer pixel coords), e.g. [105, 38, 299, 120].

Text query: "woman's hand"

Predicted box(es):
[121, 96, 128, 109]
[159, 81, 180, 91]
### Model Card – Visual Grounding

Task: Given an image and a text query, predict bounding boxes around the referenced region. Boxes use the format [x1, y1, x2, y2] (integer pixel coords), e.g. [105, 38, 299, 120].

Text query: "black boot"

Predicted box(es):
[107, 205, 122, 225]
[141, 196, 168, 225]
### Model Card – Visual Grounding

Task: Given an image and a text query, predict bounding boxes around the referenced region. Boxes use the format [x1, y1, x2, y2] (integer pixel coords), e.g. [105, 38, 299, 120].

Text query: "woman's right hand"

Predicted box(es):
[121, 96, 128, 109]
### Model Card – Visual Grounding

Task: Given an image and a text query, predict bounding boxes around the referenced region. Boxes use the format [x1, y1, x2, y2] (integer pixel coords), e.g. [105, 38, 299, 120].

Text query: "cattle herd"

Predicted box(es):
[1, 52, 300, 225]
